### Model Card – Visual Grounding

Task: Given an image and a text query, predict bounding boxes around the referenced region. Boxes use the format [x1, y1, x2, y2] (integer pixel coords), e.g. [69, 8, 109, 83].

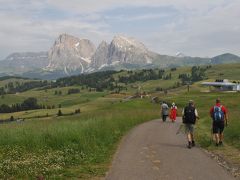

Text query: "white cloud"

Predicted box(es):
[133, 0, 240, 56]
[105, 13, 171, 22]
[46, 0, 227, 14]
[0, 2, 113, 59]
[0, 0, 239, 59]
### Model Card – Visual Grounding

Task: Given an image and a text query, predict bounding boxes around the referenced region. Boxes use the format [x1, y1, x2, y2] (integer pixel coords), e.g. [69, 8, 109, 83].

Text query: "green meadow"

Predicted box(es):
[0, 63, 240, 178]
[0, 91, 159, 178]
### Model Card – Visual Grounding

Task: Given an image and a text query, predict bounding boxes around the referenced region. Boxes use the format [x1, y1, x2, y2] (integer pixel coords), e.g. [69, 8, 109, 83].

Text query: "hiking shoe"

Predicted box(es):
[192, 141, 195, 147]
[215, 143, 219, 147]
[188, 142, 192, 149]
[219, 141, 223, 146]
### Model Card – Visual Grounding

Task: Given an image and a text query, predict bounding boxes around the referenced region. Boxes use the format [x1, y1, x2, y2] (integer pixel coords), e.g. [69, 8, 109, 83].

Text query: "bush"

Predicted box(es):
[57, 110, 63, 116]
[10, 116, 14, 121]
[67, 88, 80, 95]
[155, 87, 162, 91]
[75, 109, 81, 114]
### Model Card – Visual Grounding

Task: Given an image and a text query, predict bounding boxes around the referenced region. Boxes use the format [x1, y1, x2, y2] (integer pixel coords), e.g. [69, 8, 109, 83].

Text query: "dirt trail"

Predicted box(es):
[105, 118, 234, 180]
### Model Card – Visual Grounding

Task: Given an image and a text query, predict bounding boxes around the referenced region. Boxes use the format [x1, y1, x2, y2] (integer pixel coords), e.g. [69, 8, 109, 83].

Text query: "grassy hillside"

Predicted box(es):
[211, 53, 240, 65]
[205, 63, 240, 80]
[0, 63, 240, 178]
[0, 88, 160, 178]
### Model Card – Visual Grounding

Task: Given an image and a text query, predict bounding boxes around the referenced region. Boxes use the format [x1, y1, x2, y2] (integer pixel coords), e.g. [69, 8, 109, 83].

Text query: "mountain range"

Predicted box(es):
[0, 52, 48, 74]
[1, 33, 240, 79]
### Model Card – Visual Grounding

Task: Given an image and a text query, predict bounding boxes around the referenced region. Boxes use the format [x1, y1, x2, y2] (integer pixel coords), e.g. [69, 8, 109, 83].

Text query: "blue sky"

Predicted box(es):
[0, 0, 239, 59]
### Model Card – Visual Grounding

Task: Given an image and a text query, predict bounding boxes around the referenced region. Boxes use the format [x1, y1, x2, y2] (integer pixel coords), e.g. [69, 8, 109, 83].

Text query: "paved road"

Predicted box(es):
[106, 118, 234, 180]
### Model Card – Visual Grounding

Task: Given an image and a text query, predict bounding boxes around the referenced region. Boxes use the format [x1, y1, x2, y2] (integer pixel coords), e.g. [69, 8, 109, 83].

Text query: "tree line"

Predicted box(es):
[178, 66, 211, 85]
[0, 66, 211, 95]
[55, 69, 172, 92]
[118, 69, 167, 84]
[0, 97, 55, 113]
[55, 71, 118, 92]
[0, 80, 49, 95]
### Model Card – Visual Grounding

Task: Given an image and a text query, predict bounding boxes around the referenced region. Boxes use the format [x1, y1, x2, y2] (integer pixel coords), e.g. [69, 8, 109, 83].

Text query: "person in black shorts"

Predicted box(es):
[210, 98, 228, 146]
[182, 100, 199, 149]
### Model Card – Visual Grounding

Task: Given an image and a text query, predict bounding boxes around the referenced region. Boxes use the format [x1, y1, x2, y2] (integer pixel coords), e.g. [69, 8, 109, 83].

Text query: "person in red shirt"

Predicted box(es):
[170, 102, 177, 122]
[210, 98, 228, 146]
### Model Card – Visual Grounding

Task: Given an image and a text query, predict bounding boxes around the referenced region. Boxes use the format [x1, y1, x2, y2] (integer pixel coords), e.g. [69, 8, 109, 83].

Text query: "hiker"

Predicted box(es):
[170, 102, 177, 122]
[161, 101, 169, 122]
[182, 100, 199, 149]
[210, 98, 228, 146]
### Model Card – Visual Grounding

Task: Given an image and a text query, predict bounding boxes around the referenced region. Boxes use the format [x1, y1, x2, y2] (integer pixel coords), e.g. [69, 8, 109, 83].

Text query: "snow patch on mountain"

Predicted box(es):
[111, 61, 120, 65]
[80, 57, 91, 64]
[176, 52, 185, 57]
[99, 64, 109, 69]
[64, 66, 70, 75]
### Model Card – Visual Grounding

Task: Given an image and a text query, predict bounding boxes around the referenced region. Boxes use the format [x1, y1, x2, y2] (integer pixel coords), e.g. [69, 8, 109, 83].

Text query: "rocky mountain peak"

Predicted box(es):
[107, 35, 151, 65]
[90, 41, 109, 69]
[98, 40, 108, 47]
[175, 52, 186, 57]
[77, 39, 96, 59]
[46, 34, 153, 73]
[112, 35, 147, 51]
[55, 33, 78, 46]
[46, 34, 96, 74]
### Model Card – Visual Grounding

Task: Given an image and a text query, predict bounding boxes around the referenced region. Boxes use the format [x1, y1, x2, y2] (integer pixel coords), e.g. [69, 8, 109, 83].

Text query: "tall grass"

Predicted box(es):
[0, 99, 159, 178]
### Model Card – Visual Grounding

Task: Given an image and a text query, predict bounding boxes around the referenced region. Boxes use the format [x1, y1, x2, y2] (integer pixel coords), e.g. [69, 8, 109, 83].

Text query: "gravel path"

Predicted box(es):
[105, 118, 234, 180]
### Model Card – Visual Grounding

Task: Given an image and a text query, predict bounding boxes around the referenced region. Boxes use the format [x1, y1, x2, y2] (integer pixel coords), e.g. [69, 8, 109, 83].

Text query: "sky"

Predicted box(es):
[0, 0, 239, 59]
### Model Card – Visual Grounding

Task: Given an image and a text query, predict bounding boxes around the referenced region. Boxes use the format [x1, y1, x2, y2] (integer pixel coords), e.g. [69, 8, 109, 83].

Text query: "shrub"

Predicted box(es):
[67, 88, 80, 95]
[10, 116, 14, 121]
[75, 109, 81, 114]
[57, 110, 63, 116]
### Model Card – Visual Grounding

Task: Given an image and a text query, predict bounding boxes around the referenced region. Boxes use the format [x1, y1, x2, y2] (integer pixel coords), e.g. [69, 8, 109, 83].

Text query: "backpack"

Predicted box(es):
[213, 106, 224, 122]
[183, 106, 196, 124]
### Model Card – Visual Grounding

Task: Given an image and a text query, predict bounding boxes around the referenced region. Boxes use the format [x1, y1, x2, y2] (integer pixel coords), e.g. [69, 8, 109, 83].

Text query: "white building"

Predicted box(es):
[201, 79, 240, 91]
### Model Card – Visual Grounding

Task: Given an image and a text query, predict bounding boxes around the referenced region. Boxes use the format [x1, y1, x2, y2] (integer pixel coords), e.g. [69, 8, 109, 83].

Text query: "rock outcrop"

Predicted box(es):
[46, 33, 96, 74]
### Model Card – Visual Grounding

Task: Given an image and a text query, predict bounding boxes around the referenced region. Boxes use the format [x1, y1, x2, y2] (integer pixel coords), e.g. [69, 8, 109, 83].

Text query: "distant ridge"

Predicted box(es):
[0, 52, 48, 73]
[1, 33, 240, 79]
[211, 53, 240, 64]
